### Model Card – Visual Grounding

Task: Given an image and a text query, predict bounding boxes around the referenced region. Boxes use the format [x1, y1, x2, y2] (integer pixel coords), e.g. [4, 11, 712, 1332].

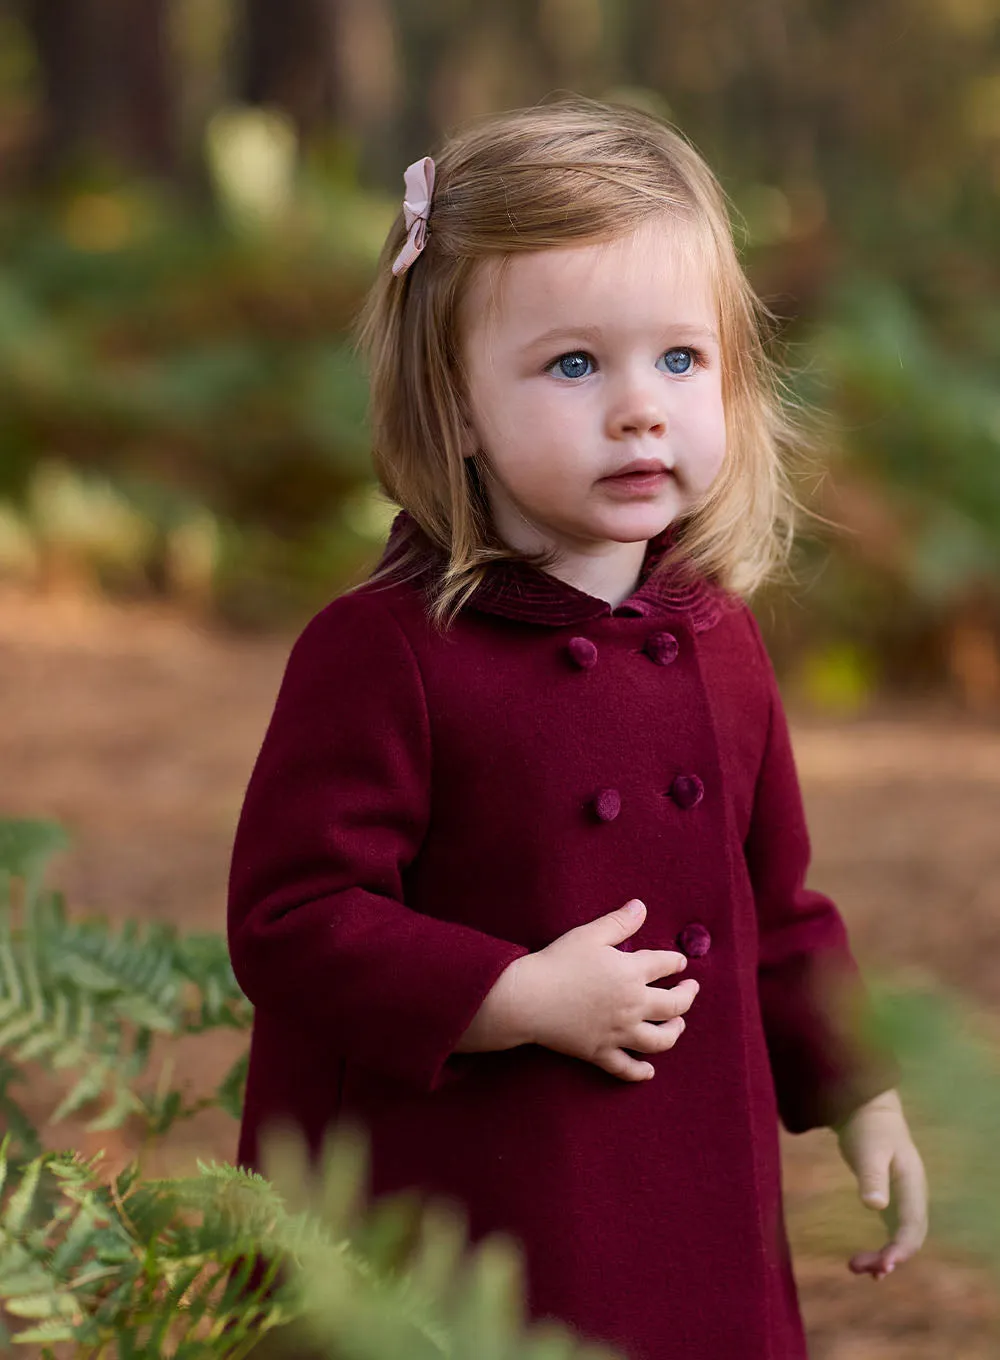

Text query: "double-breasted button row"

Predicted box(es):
[589, 776, 704, 820]
[566, 631, 679, 669]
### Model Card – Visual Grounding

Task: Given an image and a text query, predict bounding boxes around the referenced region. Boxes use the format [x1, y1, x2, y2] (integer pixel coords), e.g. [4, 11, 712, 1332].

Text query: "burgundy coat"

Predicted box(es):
[228, 511, 896, 1360]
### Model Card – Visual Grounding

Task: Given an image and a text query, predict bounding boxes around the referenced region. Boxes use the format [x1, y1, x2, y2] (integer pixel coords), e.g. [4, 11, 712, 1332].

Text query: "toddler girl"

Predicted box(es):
[228, 94, 928, 1359]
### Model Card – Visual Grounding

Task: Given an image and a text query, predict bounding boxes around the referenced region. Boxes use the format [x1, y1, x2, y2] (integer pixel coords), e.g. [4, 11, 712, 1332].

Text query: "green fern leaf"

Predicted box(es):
[215, 1051, 249, 1120]
[0, 1077, 41, 1161]
[50, 1196, 123, 1276]
[3, 1289, 80, 1319]
[3, 1155, 43, 1234]
[0, 1265, 54, 1296]
[113, 994, 177, 1030]
[4, 1317, 77, 1344]
[114, 1162, 140, 1200]
[0, 822, 70, 883]
[49, 1062, 112, 1124]
[0, 1009, 44, 1052]
[84, 1084, 144, 1132]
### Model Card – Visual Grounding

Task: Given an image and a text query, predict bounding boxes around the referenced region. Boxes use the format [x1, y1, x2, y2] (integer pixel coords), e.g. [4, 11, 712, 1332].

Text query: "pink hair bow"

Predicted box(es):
[391, 156, 436, 277]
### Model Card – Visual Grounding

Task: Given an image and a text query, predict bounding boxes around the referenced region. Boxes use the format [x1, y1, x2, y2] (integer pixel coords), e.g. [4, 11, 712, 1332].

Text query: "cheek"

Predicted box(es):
[477, 386, 567, 463]
[689, 392, 728, 479]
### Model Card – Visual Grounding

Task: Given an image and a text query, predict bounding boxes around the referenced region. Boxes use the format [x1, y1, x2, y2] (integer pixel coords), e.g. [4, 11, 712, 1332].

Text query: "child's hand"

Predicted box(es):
[834, 1087, 928, 1280]
[514, 898, 699, 1081]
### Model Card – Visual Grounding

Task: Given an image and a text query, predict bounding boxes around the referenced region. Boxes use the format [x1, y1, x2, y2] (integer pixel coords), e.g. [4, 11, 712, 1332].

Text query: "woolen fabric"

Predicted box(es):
[228, 510, 897, 1360]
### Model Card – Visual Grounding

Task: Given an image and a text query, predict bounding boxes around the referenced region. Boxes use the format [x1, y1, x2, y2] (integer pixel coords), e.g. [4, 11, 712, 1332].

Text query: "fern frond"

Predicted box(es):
[0, 822, 70, 885]
[0, 818, 251, 1142]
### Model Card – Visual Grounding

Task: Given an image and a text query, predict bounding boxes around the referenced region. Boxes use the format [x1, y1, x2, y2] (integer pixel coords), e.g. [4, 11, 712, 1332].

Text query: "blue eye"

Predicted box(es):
[550, 352, 592, 380]
[662, 348, 695, 374]
[545, 347, 702, 380]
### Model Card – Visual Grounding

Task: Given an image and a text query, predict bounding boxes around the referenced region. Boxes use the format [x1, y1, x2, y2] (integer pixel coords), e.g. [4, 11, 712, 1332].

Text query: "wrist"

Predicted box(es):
[498, 952, 540, 1048]
[453, 953, 537, 1053]
[857, 1087, 901, 1113]
[835, 1086, 902, 1135]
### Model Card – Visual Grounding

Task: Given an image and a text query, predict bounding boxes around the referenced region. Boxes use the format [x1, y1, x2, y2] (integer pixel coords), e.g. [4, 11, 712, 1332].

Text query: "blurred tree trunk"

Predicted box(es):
[332, 0, 401, 186]
[24, 0, 177, 182]
[240, 0, 342, 141]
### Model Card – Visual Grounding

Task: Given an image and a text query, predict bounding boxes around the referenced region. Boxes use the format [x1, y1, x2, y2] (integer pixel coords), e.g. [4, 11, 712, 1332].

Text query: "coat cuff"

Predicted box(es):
[353, 933, 532, 1094]
[764, 950, 902, 1134]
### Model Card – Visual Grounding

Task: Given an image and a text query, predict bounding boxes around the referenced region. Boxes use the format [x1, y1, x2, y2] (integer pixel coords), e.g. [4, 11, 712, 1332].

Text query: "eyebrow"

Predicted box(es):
[521, 323, 719, 351]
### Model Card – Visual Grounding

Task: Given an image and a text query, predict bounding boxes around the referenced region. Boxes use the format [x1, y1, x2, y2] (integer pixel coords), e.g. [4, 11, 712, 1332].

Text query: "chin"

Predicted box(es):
[598, 508, 677, 542]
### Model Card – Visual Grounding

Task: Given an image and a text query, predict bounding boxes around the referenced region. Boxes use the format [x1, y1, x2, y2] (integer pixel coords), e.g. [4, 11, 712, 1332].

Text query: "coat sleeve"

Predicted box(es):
[227, 590, 530, 1095]
[741, 608, 899, 1133]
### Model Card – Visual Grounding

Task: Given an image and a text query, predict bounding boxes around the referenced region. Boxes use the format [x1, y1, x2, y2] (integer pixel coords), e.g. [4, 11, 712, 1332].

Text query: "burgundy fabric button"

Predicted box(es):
[593, 788, 621, 822]
[677, 923, 712, 958]
[669, 774, 704, 810]
[567, 636, 598, 669]
[644, 631, 679, 666]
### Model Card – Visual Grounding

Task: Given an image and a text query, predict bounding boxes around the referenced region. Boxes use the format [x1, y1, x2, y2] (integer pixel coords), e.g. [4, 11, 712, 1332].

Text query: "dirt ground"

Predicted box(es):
[2, 582, 999, 1358]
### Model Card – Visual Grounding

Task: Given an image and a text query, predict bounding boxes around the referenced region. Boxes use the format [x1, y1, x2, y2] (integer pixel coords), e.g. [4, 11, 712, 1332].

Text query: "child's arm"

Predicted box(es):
[741, 607, 901, 1133]
[742, 608, 929, 1275]
[227, 592, 530, 1094]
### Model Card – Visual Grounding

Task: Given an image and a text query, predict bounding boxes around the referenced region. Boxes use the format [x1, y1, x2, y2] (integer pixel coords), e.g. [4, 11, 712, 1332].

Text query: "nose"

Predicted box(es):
[606, 371, 667, 440]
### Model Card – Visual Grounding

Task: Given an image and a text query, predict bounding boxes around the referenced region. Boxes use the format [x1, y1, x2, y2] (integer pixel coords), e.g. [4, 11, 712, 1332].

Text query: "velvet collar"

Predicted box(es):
[378, 509, 726, 632]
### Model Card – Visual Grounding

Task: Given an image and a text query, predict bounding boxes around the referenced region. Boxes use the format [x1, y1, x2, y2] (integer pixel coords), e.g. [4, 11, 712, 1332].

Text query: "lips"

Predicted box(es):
[603, 458, 669, 479]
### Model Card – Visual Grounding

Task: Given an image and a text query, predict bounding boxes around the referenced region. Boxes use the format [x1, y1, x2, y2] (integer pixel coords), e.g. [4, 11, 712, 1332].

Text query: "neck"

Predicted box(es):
[484, 491, 652, 606]
[543, 540, 649, 607]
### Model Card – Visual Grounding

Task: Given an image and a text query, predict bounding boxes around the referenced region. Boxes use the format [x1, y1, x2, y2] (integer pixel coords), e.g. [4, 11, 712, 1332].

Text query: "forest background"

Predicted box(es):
[0, 0, 997, 704]
[1, 3, 1000, 1357]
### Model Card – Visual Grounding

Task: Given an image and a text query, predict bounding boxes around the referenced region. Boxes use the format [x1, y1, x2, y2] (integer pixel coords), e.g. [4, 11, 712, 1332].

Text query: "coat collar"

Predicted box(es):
[379, 509, 726, 632]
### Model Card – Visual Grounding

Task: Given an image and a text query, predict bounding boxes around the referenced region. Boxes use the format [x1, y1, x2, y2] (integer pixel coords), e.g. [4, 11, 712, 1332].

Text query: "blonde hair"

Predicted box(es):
[351, 92, 813, 631]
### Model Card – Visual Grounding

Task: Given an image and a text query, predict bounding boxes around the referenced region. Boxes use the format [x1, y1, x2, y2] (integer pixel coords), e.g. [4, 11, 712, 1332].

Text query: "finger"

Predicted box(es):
[602, 1049, 656, 1082]
[882, 1154, 929, 1267]
[633, 1016, 686, 1051]
[848, 1154, 929, 1278]
[642, 950, 688, 980]
[649, 977, 700, 1020]
[597, 899, 646, 947]
[856, 1153, 892, 1213]
[848, 1249, 894, 1280]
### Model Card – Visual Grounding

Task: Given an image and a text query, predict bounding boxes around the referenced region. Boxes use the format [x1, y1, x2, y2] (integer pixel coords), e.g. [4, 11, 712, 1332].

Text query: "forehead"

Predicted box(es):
[462, 213, 718, 344]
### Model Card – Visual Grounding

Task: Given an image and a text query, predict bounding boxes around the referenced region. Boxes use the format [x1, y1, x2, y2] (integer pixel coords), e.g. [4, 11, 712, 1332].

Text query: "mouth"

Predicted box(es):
[601, 458, 671, 481]
[600, 459, 673, 493]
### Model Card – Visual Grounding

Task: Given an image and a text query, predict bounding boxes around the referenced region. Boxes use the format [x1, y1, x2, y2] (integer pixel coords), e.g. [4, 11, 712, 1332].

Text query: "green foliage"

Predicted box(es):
[0, 0, 998, 664]
[0, 1124, 621, 1358]
[872, 984, 1000, 1269]
[0, 1135, 291, 1354]
[0, 180, 395, 626]
[0, 816, 622, 1356]
[811, 274, 1000, 606]
[0, 819, 251, 1164]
